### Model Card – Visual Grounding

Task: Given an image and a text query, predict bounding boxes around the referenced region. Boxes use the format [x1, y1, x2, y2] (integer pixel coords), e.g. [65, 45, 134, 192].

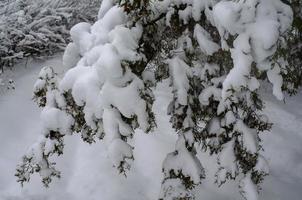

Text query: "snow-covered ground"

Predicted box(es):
[0, 56, 301, 200]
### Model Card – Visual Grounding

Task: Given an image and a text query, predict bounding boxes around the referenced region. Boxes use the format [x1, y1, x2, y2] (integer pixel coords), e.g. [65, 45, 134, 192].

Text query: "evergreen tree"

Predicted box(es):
[16, 0, 294, 199]
[280, 0, 302, 94]
[0, 0, 101, 71]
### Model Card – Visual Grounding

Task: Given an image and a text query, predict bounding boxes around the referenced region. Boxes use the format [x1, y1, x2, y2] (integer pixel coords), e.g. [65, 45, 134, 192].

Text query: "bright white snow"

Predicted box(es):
[0, 57, 302, 200]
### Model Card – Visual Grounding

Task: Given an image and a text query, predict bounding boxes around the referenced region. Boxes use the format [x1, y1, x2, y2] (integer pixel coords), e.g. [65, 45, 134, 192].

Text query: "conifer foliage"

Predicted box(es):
[281, 0, 302, 94]
[0, 0, 101, 71]
[16, 0, 294, 199]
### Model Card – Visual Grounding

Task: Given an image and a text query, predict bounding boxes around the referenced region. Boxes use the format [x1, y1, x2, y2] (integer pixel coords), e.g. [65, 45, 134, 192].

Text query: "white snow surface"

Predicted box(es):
[0, 56, 302, 200]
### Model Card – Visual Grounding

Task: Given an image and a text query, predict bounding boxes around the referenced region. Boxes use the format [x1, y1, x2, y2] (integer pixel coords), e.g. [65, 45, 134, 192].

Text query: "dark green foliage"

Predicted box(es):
[278, 0, 302, 94]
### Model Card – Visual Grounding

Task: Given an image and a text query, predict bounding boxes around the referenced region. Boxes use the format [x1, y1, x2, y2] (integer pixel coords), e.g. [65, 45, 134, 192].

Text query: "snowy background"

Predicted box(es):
[0, 55, 301, 200]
